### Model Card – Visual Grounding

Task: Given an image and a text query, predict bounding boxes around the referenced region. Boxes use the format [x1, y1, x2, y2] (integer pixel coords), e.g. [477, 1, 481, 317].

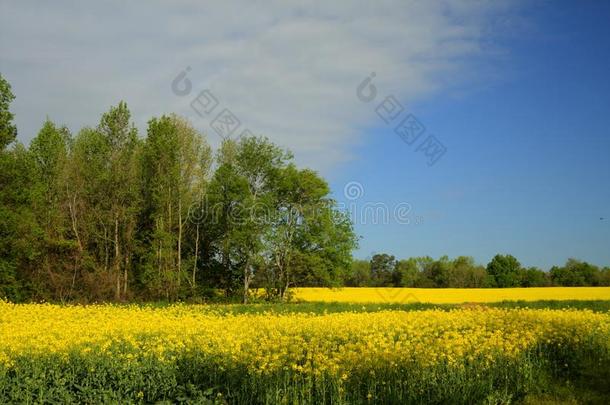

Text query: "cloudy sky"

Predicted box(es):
[0, 0, 513, 168]
[2, 0, 610, 268]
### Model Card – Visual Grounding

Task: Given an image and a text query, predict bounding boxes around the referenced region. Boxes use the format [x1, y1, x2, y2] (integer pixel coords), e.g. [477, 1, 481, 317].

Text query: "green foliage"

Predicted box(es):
[339, 254, 608, 289]
[520, 267, 550, 287]
[344, 259, 371, 286]
[550, 258, 605, 286]
[369, 253, 396, 286]
[139, 115, 211, 299]
[486, 254, 522, 288]
[0, 74, 357, 303]
[0, 144, 41, 301]
[0, 74, 17, 150]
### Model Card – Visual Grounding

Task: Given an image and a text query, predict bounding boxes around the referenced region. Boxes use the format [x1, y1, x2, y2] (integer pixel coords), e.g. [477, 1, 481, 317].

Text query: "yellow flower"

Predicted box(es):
[1, 299, 608, 390]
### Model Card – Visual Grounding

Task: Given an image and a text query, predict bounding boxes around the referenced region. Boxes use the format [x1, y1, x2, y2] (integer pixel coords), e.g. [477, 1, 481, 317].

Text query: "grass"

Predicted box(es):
[521, 356, 610, 404]
[185, 299, 610, 316]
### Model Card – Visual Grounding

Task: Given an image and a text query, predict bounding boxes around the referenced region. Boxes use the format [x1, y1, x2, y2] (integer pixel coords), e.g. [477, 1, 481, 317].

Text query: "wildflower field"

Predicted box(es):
[2, 295, 610, 404]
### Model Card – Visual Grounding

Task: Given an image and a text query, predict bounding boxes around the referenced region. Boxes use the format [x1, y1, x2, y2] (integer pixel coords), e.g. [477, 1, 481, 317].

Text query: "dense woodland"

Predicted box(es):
[0, 74, 357, 302]
[0, 74, 608, 303]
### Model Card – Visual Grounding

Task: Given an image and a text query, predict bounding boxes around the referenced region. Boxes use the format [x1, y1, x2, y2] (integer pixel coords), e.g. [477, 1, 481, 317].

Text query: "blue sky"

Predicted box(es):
[331, 1, 610, 269]
[1, 1, 609, 269]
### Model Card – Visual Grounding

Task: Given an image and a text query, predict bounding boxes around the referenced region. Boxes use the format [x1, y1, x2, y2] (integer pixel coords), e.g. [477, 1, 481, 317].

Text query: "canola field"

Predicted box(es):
[293, 286, 610, 304]
[1, 298, 610, 403]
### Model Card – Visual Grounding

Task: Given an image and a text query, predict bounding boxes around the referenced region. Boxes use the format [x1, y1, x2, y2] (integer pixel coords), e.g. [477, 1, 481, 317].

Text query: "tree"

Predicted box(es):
[345, 259, 371, 286]
[370, 253, 396, 286]
[0, 75, 29, 300]
[202, 137, 290, 301]
[0, 74, 17, 150]
[290, 200, 357, 289]
[421, 255, 451, 288]
[206, 161, 251, 297]
[599, 267, 610, 286]
[393, 258, 419, 287]
[251, 159, 357, 300]
[413, 256, 436, 287]
[447, 256, 486, 288]
[28, 120, 76, 300]
[486, 254, 522, 288]
[234, 136, 290, 302]
[98, 102, 142, 300]
[140, 115, 210, 299]
[519, 267, 549, 287]
[65, 127, 114, 299]
[550, 259, 600, 286]
[0, 145, 38, 301]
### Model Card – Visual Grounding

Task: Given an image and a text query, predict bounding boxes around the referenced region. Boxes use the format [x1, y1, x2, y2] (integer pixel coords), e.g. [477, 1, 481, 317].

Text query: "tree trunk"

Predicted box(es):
[192, 222, 199, 288]
[103, 226, 108, 272]
[167, 198, 174, 296]
[281, 279, 290, 301]
[123, 255, 129, 295]
[243, 258, 251, 304]
[68, 194, 83, 253]
[156, 219, 162, 279]
[177, 198, 182, 288]
[114, 215, 120, 301]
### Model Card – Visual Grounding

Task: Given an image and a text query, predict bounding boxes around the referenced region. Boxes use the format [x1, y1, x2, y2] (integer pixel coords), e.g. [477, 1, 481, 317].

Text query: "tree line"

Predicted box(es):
[1, 74, 608, 303]
[0, 74, 357, 303]
[345, 253, 610, 288]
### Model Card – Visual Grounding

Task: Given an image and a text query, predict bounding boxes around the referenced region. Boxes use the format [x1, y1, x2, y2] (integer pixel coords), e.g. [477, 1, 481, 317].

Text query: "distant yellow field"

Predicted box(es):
[293, 287, 610, 304]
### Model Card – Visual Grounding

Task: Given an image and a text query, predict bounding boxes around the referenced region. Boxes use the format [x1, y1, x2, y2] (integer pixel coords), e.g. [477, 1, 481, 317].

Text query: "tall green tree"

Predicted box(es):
[98, 102, 142, 300]
[0, 74, 26, 300]
[205, 161, 251, 297]
[486, 254, 522, 288]
[0, 145, 38, 300]
[28, 120, 76, 300]
[370, 253, 397, 286]
[550, 258, 600, 286]
[447, 256, 487, 288]
[519, 266, 549, 287]
[290, 202, 357, 290]
[233, 137, 288, 302]
[393, 258, 419, 287]
[141, 115, 210, 299]
[345, 259, 371, 286]
[206, 137, 288, 301]
[66, 127, 112, 274]
[0, 74, 17, 150]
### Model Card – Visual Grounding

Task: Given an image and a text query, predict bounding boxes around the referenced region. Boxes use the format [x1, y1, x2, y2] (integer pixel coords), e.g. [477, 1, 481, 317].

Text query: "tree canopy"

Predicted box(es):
[0, 77, 357, 302]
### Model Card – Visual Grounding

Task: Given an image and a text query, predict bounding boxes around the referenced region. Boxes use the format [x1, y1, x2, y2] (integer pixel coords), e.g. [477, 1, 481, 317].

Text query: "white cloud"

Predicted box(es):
[0, 0, 513, 171]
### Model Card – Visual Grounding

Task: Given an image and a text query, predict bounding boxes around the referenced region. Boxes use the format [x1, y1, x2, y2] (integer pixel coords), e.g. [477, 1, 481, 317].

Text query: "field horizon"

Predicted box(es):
[293, 286, 610, 304]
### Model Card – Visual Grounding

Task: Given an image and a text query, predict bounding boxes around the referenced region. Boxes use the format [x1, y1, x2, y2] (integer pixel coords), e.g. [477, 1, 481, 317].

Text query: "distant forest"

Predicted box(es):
[348, 253, 610, 289]
[1, 74, 608, 304]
